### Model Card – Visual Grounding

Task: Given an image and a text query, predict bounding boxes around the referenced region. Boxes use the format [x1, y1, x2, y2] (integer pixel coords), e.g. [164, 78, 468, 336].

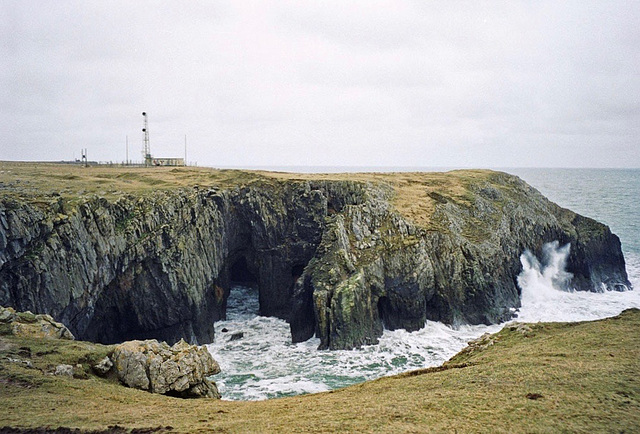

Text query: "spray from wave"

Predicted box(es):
[515, 241, 640, 322]
[518, 241, 573, 297]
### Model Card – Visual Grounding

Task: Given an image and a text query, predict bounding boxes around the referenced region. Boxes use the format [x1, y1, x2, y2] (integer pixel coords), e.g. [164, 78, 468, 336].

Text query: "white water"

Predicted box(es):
[516, 243, 640, 323]
[207, 245, 640, 401]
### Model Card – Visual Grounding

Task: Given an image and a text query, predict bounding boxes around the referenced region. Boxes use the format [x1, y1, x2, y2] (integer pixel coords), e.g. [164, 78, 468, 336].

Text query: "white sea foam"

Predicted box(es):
[515, 243, 640, 323]
[208, 249, 640, 401]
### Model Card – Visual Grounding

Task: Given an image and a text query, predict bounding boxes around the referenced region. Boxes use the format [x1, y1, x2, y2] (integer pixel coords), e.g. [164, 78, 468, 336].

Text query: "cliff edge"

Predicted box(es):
[0, 163, 631, 349]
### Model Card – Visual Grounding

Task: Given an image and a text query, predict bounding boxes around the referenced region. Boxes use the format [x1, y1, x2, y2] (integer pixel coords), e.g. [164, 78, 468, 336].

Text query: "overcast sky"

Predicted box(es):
[1, 1, 639, 168]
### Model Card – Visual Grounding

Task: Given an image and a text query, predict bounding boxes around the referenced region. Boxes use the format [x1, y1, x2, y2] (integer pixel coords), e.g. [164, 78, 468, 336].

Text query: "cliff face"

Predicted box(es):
[0, 169, 631, 349]
[292, 172, 631, 349]
[0, 179, 360, 345]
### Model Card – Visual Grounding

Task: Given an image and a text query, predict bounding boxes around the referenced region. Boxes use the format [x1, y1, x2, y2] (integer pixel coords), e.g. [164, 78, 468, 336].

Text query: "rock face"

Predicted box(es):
[0, 170, 632, 350]
[291, 173, 632, 349]
[112, 339, 221, 398]
[0, 181, 329, 345]
[0, 305, 74, 340]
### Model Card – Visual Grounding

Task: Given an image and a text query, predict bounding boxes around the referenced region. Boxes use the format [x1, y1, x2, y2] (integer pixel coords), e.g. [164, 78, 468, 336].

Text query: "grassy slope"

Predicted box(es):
[1, 309, 639, 433]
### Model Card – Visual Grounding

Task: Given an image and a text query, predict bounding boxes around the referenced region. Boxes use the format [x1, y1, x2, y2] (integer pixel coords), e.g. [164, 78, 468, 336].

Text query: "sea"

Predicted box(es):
[206, 168, 640, 401]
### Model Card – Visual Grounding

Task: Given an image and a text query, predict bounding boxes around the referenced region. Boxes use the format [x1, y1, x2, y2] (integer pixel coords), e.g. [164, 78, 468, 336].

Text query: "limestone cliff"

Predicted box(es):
[0, 166, 631, 350]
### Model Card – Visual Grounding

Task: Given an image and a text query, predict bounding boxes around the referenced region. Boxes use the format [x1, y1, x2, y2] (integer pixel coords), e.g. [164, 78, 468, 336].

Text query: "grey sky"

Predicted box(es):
[1, 1, 639, 168]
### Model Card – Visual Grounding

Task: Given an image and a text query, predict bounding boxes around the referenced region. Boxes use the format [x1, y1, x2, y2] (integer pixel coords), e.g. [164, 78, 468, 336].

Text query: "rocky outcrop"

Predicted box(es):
[290, 172, 632, 349]
[0, 170, 631, 350]
[112, 339, 221, 398]
[0, 305, 74, 340]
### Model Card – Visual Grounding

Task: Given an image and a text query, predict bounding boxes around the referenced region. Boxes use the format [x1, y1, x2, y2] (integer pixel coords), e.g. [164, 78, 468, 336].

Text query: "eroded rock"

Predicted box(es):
[112, 339, 221, 399]
[0, 171, 632, 351]
[292, 173, 632, 349]
[228, 332, 244, 342]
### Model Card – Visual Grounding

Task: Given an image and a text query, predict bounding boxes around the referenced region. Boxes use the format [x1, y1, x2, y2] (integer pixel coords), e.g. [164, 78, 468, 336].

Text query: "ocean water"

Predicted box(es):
[207, 168, 640, 401]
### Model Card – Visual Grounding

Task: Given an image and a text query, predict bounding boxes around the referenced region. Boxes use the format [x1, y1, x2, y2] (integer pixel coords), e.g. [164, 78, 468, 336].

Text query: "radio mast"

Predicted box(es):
[142, 112, 151, 166]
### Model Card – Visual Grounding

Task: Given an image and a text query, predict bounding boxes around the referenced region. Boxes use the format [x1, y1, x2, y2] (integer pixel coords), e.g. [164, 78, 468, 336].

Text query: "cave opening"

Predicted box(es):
[223, 243, 315, 324]
[227, 255, 260, 318]
[377, 296, 391, 329]
[230, 256, 257, 285]
[291, 264, 305, 283]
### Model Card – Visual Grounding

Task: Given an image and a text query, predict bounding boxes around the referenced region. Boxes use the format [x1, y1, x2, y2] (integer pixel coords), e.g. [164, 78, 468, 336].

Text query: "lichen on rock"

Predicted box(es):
[111, 339, 221, 399]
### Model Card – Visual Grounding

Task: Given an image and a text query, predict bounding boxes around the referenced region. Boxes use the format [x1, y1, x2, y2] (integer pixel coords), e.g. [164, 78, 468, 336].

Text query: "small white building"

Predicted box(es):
[152, 157, 185, 167]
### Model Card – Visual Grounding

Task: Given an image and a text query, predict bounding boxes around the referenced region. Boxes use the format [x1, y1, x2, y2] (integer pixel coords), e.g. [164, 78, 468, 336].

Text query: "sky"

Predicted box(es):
[1, 1, 639, 168]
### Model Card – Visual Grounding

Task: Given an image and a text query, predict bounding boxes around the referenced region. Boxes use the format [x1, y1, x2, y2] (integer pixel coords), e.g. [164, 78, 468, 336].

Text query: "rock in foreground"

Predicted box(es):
[112, 339, 221, 399]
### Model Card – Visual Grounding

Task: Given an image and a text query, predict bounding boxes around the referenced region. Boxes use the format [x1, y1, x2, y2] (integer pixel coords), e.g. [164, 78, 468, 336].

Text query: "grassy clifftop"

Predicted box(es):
[1, 309, 639, 432]
[0, 161, 498, 229]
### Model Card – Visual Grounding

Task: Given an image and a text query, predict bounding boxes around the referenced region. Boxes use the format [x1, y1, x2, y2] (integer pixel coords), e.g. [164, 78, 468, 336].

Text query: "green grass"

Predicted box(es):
[1, 309, 639, 432]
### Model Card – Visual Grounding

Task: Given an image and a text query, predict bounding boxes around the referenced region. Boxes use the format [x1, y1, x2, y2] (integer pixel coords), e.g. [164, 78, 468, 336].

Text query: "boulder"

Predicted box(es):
[54, 364, 74, 377]
[112, 339, 221, 399]
[0, 306, 15, 323]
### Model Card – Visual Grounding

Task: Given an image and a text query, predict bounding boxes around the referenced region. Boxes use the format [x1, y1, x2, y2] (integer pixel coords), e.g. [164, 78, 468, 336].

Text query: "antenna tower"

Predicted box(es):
[142, 111, 151, 166]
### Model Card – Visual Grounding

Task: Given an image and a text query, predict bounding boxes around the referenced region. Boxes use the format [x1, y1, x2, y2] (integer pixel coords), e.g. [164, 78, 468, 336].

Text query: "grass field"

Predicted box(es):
[1, 309, 639, 433]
